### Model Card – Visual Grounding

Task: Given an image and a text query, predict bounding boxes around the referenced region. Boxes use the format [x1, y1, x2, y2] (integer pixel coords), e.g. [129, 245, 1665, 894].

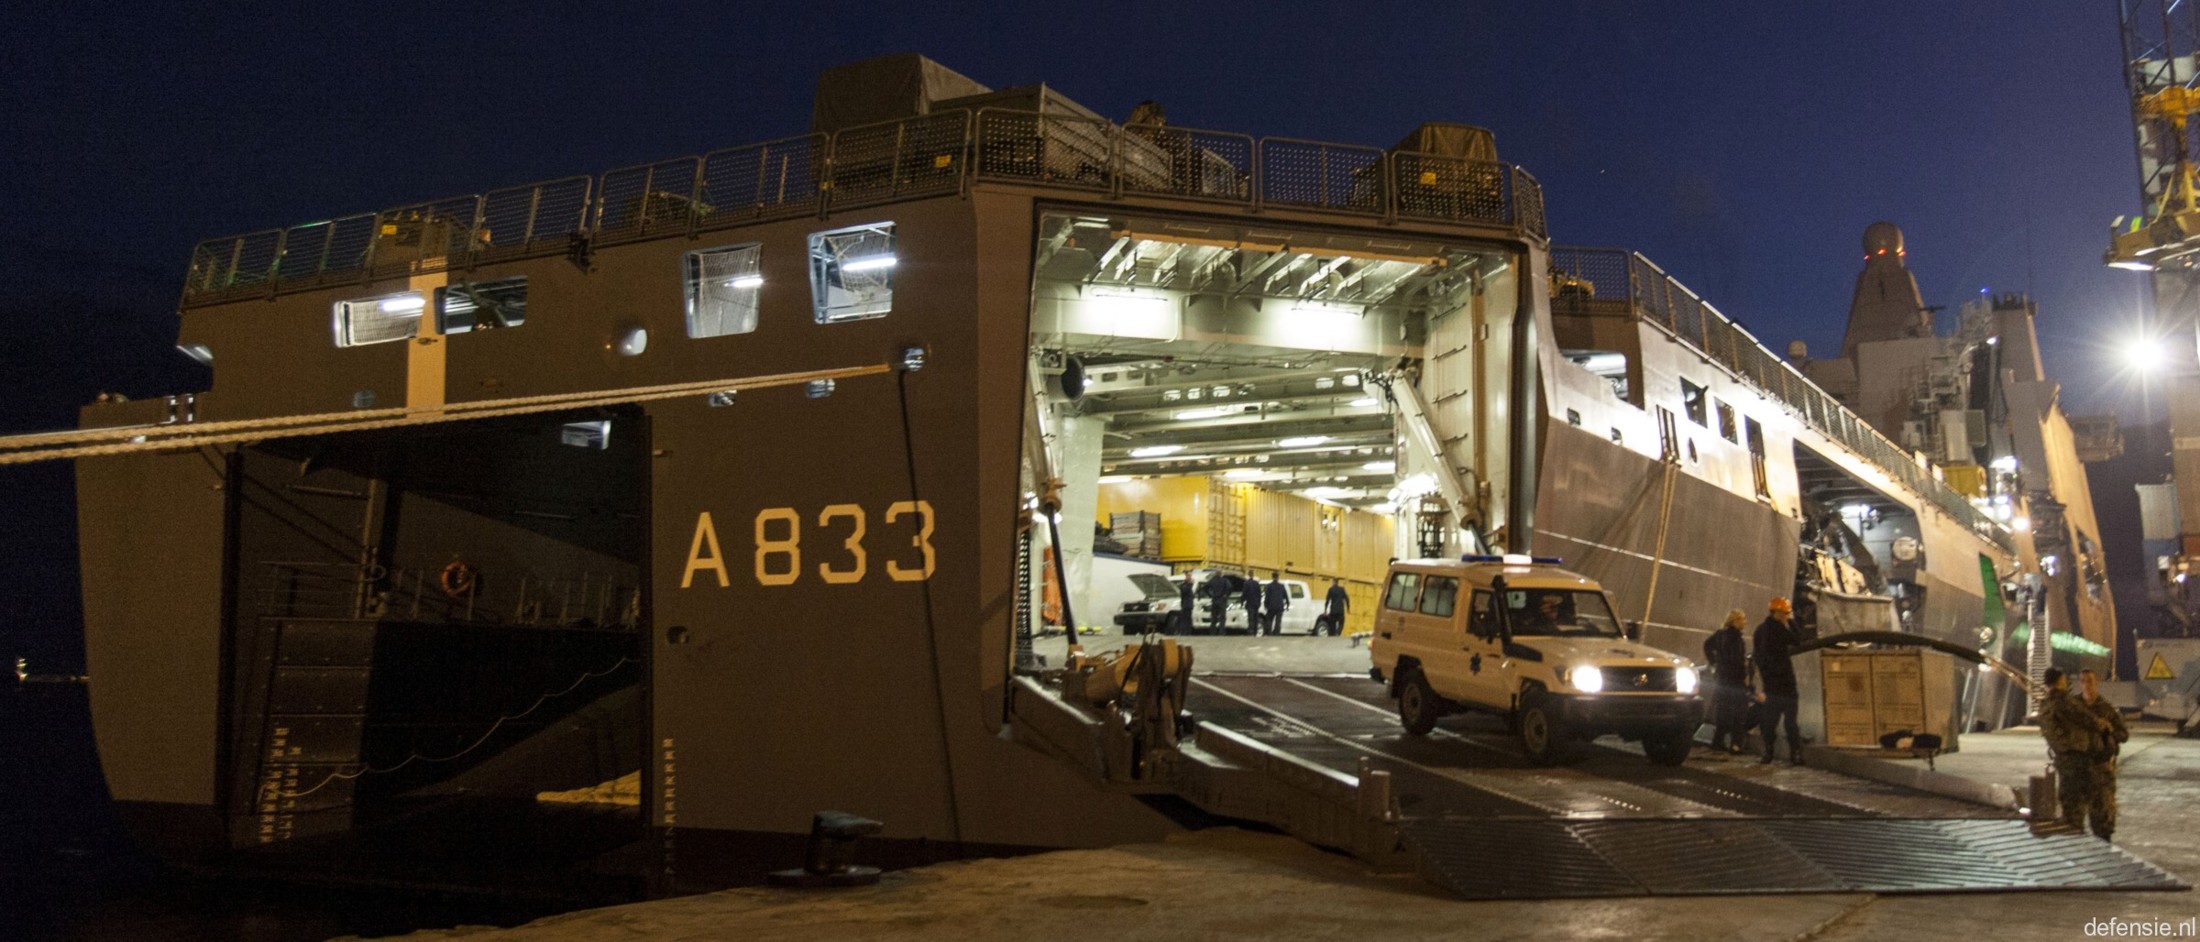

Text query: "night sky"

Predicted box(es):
[0, 1, 2166, 667]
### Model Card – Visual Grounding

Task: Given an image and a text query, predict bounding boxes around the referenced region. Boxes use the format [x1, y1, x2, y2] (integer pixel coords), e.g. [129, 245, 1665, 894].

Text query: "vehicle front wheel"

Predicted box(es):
[1643, 729, 1693, 766]
[1518, 696, 1570, 765]
[1397, 670, 1441, 736]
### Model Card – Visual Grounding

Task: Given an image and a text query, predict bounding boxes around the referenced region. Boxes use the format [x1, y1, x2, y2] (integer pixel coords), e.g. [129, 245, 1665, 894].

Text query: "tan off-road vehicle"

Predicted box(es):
[1368, 556, 1704, 765]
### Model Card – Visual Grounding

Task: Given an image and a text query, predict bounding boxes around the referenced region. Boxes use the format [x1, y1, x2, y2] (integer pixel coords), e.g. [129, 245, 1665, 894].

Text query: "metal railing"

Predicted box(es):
[1550, 246, 2014, 553]
[181, 109, 1550, 306]
[258, 561, 641, 630]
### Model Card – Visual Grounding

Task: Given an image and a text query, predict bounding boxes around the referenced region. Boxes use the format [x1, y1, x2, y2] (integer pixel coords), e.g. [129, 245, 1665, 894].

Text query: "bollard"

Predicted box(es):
[767, 811, 883, 887]
[2027, 768, 2060, 829]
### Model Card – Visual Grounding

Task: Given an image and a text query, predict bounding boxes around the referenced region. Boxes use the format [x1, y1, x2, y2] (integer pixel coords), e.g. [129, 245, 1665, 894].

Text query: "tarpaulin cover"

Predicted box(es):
[811, 54, 992, 134]
[1391, 123, 1499, 161]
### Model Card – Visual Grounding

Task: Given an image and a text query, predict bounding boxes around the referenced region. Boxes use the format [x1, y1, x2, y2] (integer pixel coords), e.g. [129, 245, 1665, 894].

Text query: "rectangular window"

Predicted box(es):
[1383, 571, 1421, 611]
[560, 420, 611, 449]
[1418, 575, 1459, 618]
[1681, 378, 1708, 426]
[1717, 399, 1739, 443]
[686, 243, 763, 338]
[1745, 416, 1770, 498]
[438, 277, 528, 335]
[809, 222, 896, 323]
[1566, 408, 1582, 427]
[333, 291, 424, 347]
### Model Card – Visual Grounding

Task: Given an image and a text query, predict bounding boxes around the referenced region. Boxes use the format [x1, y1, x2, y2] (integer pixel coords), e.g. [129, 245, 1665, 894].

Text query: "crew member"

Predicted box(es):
[2075, 668, 2129, 840]
[1263, 572, 1291, 635]
[1323, 580, 1350, 636]
[1175, 576, 1195, 634]
[1203, 572, 1232, 633]
[1520, 593, 1565, 633]
[1751, 596, 1804, 765]
[1242, 574, 1264, 636]
[1702, 608, 1751, 755]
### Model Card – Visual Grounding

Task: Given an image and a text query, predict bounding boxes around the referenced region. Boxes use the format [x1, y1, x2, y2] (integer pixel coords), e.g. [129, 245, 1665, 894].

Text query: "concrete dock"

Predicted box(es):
[351, 721, 2198, 942]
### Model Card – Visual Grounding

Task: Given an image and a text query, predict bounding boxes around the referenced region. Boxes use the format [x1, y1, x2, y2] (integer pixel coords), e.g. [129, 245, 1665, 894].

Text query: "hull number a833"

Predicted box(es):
[681, 502, 936, 588]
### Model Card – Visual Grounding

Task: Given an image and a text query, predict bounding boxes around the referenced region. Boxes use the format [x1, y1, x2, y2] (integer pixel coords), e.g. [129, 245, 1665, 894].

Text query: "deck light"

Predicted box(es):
[1174, 406, 1236, 421]
[1278, 435, 1330, 448]
[727, 275, 764, 289]
[1130, 445, 1185, 458]
[380, 295, 425, 313]
[2124, 334, 2166, 374]
[841, 254, 898, 273]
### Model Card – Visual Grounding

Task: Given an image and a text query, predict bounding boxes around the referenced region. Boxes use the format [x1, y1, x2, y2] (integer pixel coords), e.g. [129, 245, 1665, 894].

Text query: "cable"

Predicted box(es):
[273, 656, 635, 800]
[896, 367, 965, 855]
[0, 363, 892, 466]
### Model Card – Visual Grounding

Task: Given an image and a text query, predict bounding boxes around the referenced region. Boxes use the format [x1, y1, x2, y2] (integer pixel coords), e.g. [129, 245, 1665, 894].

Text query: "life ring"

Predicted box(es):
[440, 561, 478, 598]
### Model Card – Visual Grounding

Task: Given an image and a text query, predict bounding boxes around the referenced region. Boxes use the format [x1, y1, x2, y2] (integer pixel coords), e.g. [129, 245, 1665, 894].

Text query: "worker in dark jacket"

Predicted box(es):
[1175, 576, 1196, 634]
[1701, 608, 1751, 754]
[1242, 575, 1264, 636]
[1203, 573, 1232, 633]
[1751, 596, 1803, 765]
[1263, 573, 1291, 636]
[1323, 580, 1350, 636]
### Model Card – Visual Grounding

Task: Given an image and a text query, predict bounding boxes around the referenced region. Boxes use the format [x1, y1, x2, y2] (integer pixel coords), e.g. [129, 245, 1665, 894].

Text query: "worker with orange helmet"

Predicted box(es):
[1751, 596, 1804, 765]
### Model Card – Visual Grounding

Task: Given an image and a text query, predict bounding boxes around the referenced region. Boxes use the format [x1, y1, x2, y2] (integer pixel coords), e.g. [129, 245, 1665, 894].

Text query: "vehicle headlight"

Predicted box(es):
[1568, 665, 1604, 693]
[1675, 666, 1699, 695]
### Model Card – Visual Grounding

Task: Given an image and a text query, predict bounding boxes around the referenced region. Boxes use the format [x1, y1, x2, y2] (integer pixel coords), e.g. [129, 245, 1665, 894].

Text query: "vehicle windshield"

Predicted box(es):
[1502, 588, 1622, 638]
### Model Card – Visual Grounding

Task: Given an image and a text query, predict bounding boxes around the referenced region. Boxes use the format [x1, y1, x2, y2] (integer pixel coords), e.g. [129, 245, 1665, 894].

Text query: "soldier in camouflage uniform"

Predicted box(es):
[2074, 668, 2128, 840]
[2039, 667, 2128, 840]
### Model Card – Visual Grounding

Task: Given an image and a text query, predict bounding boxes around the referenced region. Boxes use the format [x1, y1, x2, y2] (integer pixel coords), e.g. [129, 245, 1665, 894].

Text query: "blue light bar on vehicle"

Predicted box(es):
[1461, 554, 1564, 565]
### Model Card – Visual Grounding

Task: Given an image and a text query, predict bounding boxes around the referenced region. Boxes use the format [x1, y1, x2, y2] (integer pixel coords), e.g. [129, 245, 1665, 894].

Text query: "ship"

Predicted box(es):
[39, 54, 2116, 894]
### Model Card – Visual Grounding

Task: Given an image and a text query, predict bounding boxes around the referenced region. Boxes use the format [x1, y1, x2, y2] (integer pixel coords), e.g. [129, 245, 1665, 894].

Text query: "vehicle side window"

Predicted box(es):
[1383, 572, 1421, 611]
[1288, 583, 1307, 599]
[1469, 590, 1497, 637]
[1419, 576, 1458, 617]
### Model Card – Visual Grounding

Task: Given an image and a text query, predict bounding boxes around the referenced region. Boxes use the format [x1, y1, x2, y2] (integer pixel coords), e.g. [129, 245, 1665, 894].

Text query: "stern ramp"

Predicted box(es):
[1008, 668, 2183, 899]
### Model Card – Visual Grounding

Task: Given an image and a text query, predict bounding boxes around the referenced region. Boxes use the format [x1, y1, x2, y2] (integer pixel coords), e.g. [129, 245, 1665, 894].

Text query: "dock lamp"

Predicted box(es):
[2123, 334, 2165, 375]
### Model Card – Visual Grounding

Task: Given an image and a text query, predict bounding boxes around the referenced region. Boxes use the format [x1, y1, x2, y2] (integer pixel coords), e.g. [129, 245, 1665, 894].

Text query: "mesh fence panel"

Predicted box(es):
[219, 230, 286, 290]
[826, 111, 968, 210]
[974, 110, 1118, 191]
[1118, 126, 1252, 202]
[313, 214, 378, 279]
[1259, 138, 1384, 213]
[595, 158, 702, 243]
[364, 195, 482, 276]
[1548, 246, 1634, 317]
[183, 238, 236, 296]
[478, 176, 592, 251]
[1513, 167, 1548, 239]
[1393, 153, 1510, 224]
[700, 134, 824, 224]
